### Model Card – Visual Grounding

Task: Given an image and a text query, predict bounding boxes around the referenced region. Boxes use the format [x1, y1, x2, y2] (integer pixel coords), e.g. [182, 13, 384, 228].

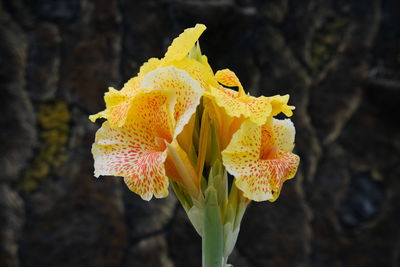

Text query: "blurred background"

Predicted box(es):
[1, 0, 399, 266]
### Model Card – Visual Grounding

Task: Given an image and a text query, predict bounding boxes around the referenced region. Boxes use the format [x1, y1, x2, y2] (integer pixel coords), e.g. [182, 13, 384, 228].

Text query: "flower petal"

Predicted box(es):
[137, 57, 162, 78]
[221, 120, 261, 176]
[235, 174, 273, 202]
[92, 90, 175, 200]
[272, 118, 295, 152]
[268, 151, 299, 201]
[211, 69, 296, 124]
[90, 87, 141, 126]
[209, 85, 272, 125]
[222, 119, 299, 202]
[270, 94, 295, 117]
[141, 66, 204, 138]
[235, 152, 299, 202]
[215, 69, 243, 91]
[89, 76, 144, 126]
[164, 24, 206, 64]
[172, 58, 218, 92]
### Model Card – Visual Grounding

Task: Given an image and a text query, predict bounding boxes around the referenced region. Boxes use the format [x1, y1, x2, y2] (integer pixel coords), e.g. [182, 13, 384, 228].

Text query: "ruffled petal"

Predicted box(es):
[89, 75, 144, 126]
[92, 90, 175, 200]
[270, 94, 295, 117]
[211, 69, 296, 125]
[234, 152, 299, 202]
[137, 57, 162, 78]
[272, 118, 295, 152]
[164, 24, 207, 63]
[209, 85, 272, 126]
[221, 120, 261, 176]
[215, 69, 243, 91]
[89, 87, 141, 127]
[235, 174, 273, 202]
[222, 119, 299, 202]
[172, 58, 218, 92]
[267, 151, 299, 201]
[141, 66, 204, 138]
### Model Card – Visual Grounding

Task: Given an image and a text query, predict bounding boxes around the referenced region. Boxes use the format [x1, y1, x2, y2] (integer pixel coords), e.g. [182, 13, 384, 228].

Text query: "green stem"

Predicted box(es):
[203, 187, 223, 267]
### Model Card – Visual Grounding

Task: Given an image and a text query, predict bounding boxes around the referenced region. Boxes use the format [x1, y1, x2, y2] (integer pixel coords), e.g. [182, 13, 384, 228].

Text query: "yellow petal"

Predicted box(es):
[235, 174, 274, 202]
[215, 69, 244, 95]
[137, 57, 162, 78]
[172, 57, 218, 92]
[272, 118, 295, 152]
[164, 24, 207, 64]
[212, 69, 296, 125]
[270, 94, 295, 117]
[92, 90, 175, 200]
[141, 66, 204, 138]
[222, 119, 299, 202]
[221, 120, 261, 177]
[209, 85, 272, 126]
[268, 151, 299, 201]
[89, 87, 139, 127]
[89, 76, 143, 127]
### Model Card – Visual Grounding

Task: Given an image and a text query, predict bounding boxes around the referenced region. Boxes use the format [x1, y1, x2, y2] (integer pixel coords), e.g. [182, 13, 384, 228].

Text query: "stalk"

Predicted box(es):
[202, 187, 224, 267]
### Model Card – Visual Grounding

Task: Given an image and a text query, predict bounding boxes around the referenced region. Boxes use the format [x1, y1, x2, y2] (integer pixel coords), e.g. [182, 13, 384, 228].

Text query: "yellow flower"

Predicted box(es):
[90, 24, 216, 127]
[89, 24, 301, 266]
[222, 118, 300, 202]
[92, 66, 203, 200]
[205, 68, 295, 149]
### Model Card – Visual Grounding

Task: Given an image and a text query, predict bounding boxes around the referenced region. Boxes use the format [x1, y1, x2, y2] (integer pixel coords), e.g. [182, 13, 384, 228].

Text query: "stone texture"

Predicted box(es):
[123, 189, 177, 240]
[1, 0, 400, 266]
[124, 234, 174, 267]
[0, 2, 36, 181]
[27, 22, 61, 101]
[0, 185, 24, 267]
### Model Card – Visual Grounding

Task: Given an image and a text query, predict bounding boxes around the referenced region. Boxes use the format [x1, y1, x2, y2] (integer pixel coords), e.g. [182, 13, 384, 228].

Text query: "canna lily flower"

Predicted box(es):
[90, 24, 301, 267]
[92, 66, 203, 200]
[222, 118, 300, 202]
[206, 68, 295, 149]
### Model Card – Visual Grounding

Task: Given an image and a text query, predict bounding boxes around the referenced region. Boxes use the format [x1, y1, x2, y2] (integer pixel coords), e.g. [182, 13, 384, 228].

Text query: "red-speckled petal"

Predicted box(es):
[164, 24, 206, 63]
[235, 152, 299, 202]
[222, 120, 262, 176]
[141, 66, 204, 138]
[222, 119, 299, 202]
[215, 69, 243, 89]
[267, 151, 299, 201]
[89, 79, 144, 127]
[92, 90, 174, 200]
[272, 118, 295, 152]
[209, 86, 272, 125]
[172, 58, 218, 92]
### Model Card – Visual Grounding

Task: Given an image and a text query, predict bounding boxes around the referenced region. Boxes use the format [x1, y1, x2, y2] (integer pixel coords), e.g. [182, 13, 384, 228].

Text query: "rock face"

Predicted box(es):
[1, 0, 399, 266]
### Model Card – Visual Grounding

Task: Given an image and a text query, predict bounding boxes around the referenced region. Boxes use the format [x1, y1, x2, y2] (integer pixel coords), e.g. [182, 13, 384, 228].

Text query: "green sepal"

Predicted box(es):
[205, 119, 222, 167]
[188, 41, 203, 62]
[170, 180, 192, 212]
[208, 159, 228, 210]
[187, 203, 204, 236]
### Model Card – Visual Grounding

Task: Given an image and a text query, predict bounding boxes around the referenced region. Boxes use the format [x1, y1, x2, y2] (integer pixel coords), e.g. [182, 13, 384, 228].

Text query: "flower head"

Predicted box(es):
[90, 24, 299, 204]
[90, 25, 300, 265]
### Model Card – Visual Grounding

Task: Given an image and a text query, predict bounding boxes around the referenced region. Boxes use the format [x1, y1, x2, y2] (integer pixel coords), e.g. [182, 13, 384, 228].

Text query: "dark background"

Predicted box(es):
[1, 0, 399, 266]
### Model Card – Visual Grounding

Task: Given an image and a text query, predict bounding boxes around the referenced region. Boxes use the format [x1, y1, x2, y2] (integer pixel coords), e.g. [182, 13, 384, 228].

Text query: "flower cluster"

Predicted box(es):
[90, 24, 299, 266]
